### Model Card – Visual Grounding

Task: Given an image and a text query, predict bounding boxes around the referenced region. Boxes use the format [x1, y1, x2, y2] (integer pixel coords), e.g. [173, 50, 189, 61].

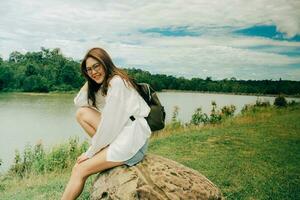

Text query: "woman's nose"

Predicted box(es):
[91, 68, 98, 74]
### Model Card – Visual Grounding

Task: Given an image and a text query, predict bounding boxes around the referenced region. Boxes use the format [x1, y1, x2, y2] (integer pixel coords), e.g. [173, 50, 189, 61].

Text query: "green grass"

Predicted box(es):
[0, 169, 97, 200]
[149, 105, 300, 199]
[1, 104, 299, 199]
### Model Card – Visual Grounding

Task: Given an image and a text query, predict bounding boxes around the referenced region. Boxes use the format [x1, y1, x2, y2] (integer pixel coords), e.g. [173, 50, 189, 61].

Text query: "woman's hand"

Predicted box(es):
[77, 153, 89, 164]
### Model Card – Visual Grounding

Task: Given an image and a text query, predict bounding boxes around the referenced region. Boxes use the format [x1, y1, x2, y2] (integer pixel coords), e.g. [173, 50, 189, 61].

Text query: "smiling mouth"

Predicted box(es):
[92, 74, 102, 79]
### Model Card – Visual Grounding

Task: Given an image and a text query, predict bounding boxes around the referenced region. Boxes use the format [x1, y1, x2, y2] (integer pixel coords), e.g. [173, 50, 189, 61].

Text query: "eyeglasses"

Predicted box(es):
[86, 63, 102, 75]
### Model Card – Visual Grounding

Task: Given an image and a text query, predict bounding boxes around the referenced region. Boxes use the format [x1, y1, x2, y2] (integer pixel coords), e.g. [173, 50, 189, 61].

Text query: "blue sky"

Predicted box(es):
[0, 0, 299, 80]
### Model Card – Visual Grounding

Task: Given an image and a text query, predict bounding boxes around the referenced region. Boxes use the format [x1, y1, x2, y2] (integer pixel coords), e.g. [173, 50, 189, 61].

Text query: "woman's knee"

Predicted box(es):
[76, 107, 101, 123]
[76, 107, 89, 122]
[72, 163, 89, 180]
[76, 107, 101, 130]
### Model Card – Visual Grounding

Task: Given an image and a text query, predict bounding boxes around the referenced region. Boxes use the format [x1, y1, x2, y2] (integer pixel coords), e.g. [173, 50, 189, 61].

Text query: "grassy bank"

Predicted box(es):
[150, 104, 300, 199]
[1, 104, 299, 199]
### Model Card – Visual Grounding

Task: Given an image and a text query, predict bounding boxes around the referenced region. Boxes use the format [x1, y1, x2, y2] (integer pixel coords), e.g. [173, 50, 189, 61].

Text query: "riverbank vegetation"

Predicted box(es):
[1, 48, 300, 95]
[0, 98, 299, 199]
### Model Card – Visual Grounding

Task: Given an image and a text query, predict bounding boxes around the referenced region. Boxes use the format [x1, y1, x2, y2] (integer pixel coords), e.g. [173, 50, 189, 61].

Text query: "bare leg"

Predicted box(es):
[61, 147, 124, 200]
[62, 107, 115, 199]
[76, 107, 101, 137]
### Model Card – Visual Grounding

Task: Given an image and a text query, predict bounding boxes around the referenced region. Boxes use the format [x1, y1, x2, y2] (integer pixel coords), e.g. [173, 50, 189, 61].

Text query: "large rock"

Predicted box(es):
[91, 154, 223, 200]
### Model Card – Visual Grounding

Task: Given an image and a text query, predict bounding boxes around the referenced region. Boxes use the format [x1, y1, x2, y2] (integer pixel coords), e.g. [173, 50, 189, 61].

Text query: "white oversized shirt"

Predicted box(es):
[73, 75, 151, 162]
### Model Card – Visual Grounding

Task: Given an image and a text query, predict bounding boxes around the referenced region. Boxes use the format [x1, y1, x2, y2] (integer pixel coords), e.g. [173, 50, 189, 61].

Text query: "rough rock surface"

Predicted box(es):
[91, 154, 223, 200]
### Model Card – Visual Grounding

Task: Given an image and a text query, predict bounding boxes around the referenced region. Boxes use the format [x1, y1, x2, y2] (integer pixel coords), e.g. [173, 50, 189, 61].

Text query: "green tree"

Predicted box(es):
[9, 51, 24, 63]
[25, 64, 39, 76]
[0, 65, 14, 90]
[23, 75, 49, 92]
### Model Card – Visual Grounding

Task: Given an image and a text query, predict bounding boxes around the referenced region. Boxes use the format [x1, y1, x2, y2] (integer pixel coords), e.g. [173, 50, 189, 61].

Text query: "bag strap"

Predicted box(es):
[131, 79, 151, 104]
[144, 83, 151, 102]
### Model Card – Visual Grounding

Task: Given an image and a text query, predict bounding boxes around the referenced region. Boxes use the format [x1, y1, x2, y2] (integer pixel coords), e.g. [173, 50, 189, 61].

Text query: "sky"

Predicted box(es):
[0, 0, 300, 80]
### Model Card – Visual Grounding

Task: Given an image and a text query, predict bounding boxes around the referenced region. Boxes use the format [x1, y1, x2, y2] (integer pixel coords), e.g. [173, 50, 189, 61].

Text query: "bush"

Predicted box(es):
[170, 106, 182, 129]
[221, 105, 236, 117]
[210, 101, 222, 124]
[9, 137, 88, 178]
[45, 145, 69, 172]
[190, 107, 209, 125]
[288, 100, 297, 106]
[241, 104, 254, 114]
[11, 150, 24, 178]
[190, 102, 236, 126]
[241, 98, 271, 114]
[32, 141, 46, 173]
[274, 95, 287, 107]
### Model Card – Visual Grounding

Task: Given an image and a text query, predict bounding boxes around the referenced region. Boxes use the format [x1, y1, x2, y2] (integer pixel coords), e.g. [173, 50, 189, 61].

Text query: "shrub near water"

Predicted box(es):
[241, 98, 271, 114]
[9, 137, 89, 178]
[190, 107, 209, 125]
[190, 101, 236, 126]
[170, 105, 182, 129]
[274, 95, 287, 107]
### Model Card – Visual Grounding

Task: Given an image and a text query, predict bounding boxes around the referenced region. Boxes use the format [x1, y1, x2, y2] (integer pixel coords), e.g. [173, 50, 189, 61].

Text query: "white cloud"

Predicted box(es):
[0, 0, 299, 80]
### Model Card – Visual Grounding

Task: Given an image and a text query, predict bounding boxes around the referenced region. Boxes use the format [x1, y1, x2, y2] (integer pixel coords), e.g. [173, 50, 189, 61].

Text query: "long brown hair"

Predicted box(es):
[80, 47, 138, 108]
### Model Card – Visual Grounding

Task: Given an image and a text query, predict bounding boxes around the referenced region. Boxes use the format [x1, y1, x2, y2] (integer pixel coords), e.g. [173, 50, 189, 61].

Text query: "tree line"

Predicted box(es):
[0, 48, 299, 95]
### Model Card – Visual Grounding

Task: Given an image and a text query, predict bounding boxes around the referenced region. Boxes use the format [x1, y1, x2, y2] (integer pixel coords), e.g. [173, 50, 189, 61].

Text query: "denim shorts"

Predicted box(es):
[124, 140, 149, 166]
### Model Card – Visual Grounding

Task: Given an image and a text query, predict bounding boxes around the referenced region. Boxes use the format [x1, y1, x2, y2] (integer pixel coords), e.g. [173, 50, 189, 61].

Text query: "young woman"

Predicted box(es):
[61, 48, 151, 200]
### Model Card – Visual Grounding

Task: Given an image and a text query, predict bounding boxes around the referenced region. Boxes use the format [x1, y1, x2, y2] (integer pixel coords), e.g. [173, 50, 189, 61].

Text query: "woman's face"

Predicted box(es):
[86, 57, 106, 84]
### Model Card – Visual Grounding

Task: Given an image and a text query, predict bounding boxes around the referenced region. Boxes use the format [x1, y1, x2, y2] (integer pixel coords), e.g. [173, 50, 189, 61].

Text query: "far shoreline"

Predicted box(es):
[161, 89, 300, 98]
[0, 90, 300, 98]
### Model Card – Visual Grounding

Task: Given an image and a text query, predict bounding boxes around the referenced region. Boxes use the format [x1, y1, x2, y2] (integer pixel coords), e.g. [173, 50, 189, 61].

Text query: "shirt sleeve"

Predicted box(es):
[74, 82, 90, 107]
[84, 77, 132, 158]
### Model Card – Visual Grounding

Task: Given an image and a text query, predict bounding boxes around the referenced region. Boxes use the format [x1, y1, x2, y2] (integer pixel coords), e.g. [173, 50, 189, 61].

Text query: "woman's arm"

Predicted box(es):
[84, 76, 132, 158]
[81, 82, 88, 91]
[74, 82, 89, 107]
